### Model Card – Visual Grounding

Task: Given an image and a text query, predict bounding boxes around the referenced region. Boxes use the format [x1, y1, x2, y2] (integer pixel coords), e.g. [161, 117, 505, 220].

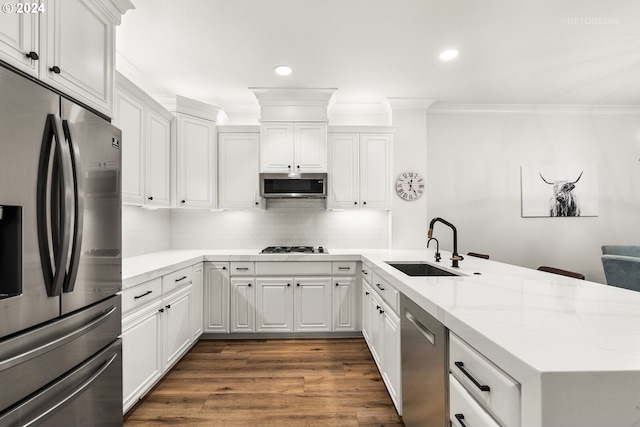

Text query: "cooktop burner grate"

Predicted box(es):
[260, 246, 326, 254]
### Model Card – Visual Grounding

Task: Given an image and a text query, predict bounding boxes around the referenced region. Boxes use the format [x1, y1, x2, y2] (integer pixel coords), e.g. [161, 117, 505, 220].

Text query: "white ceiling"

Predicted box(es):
[116, 0, 640, 111]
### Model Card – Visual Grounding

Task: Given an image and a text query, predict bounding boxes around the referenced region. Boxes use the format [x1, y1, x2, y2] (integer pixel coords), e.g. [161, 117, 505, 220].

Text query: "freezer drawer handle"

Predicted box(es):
[0, 305, 118, 372]
[454, 414, 468, 427]
[454, 361, 491, 392]
[404, 311, 436, 345]
[134, 290, 153, 300]
[18, 352, 118, 427]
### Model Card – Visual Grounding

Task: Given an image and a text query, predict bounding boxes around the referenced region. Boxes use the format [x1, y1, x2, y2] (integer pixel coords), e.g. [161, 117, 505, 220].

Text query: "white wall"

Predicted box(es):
[390, 108, 429, 249]
[426, 105, 640, 283]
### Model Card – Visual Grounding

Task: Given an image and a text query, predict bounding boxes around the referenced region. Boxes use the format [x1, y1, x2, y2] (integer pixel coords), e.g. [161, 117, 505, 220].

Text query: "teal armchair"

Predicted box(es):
[601, 255, 640, 292]
[601, 245, 640, 257]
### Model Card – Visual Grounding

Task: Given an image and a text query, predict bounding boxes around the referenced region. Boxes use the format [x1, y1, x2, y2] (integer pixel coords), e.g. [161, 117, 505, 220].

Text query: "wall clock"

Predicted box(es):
[396, 172, 424, 201]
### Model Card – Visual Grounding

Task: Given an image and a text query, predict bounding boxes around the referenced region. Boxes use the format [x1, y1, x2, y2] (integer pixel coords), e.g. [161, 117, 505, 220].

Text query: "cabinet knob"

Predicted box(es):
[287, 283, 291, 287]
[222, 266, 226, 270]
[297, 165, 300, 169]
[181, 200, 186, 204]
[49, 65, 61, 74]
[363, 201, 367, 205]
[165, 304, 171, 309]
[365, 291, 370, 296]
[287, 165, 291, 169]
[159, 308, 164, 313]
[148, 196, 154, 201]
[247, 283, 252, 287]
[354, 201, 357, 205]
[379, 309, 384, 314]
[25, 51, 39, 60]
[255, 201, 259, 205]
[335, 282, 339, 287]
[297, 283, 300, 287]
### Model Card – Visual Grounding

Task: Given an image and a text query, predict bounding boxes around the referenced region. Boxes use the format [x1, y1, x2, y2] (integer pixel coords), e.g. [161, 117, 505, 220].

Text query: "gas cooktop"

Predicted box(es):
[260, 246, 327, 254]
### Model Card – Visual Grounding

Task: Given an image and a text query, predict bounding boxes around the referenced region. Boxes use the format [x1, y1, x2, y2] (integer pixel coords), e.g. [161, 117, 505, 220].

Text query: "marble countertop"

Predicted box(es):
[122, 248, 640, 384]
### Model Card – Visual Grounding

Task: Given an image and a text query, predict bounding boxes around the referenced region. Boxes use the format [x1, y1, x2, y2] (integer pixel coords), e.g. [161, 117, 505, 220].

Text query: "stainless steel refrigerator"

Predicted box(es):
[0, 65, 122, 426]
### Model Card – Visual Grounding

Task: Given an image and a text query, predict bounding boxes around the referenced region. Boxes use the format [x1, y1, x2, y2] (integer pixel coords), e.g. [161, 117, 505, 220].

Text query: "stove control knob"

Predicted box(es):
[318, 246, 324, 253]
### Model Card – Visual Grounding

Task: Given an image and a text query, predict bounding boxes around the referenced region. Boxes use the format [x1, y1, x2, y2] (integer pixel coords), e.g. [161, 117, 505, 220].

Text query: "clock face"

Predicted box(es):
[396, 172, 424, 201]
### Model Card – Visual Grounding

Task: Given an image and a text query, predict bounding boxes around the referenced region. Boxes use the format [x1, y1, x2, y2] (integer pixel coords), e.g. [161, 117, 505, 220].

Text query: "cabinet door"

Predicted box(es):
[204, 263, 230, 333]
[145, 109, 171, 207]
[122, 305, 163, 413]
[359, 134, 392, 209]
[361, 283, 372, 344]
[176, 113, 217, 208]
[381, 306, 402, 411]
[260, 123, 294, 173]
[230, 278, 255, 333]
[256, 278, 293, 332]
[328, 133, 359, 209]
[190, 264, 204, 340]
[294, 277, 331, 332]
[218, 133, 260, 209]
[333, 277, 357, 331]
[163, 286, 192, 368]
[368, 292, 383, 366]
[0, 11, 38, 75]
[40, 0, 114, 115]
[294, 123, 327, 173]
[114, 88, 145, 205]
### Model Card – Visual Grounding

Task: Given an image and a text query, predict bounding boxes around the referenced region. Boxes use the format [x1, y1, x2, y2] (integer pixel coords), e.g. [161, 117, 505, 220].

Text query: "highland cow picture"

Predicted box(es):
[521, 166, 599, 217]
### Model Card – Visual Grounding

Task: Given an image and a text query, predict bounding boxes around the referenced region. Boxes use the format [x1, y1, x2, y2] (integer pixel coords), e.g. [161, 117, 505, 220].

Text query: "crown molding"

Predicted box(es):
[387, 98, 437, 110]
[428, 103, 640, 115]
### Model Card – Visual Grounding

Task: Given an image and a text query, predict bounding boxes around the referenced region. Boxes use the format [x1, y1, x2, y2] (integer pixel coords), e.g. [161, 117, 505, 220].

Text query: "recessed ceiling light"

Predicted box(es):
[274, 65, 292, 76]
[439, 49, 459, 61]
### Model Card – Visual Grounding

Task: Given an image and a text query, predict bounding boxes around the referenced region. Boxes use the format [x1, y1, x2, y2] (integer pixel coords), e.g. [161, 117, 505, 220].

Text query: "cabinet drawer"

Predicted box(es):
[361, 264, 373, 285]
[230, 262, 255, 275]
[449, 334, 520, 427]
[254, 262, 331, 276]
[332, 261, 357, 275]
[121, 278, 162, 315]
[162, 266, 194, 294]
[371, 273, 398, 314]
[450, 374, 501, 427]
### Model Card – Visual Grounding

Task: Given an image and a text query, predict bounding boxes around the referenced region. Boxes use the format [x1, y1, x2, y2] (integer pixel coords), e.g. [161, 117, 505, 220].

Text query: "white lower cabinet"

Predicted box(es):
[256, 278, 295, 332]
[122, 302, 163, 414]
[295, 277, 332, 332]
[121, 264, 201, 414]
[333, 277, 357, 331]
[230, 278, 255, 333]
[361, 277, 402, 414]
[204, 262, 230, 333]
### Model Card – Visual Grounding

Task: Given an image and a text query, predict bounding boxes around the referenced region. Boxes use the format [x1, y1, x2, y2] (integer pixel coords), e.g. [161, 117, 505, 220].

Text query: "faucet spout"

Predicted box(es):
[428, 217, 463, 268]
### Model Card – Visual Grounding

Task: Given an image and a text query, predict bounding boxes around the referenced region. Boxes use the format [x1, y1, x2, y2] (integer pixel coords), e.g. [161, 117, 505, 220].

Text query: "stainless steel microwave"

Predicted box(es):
[260, 173, 327, 199]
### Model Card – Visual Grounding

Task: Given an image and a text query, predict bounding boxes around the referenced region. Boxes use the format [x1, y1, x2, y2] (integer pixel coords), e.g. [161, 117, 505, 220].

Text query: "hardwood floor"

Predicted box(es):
[124, 338, 404, 426]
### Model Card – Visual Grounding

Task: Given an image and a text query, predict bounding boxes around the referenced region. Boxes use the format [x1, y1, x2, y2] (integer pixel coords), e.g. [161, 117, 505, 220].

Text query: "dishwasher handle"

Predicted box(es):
[405, 310, 436, 345]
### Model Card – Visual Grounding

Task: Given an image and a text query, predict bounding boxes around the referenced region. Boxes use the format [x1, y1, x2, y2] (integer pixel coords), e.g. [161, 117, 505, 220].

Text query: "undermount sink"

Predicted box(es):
[386, 262, 459, 277]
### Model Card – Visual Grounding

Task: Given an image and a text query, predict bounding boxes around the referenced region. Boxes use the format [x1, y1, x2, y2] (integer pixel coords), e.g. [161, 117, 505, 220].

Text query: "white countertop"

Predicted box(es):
[122, 248, 640, 385]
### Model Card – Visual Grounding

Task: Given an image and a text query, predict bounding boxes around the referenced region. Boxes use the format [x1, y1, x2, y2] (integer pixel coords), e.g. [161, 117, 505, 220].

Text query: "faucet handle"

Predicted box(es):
[451, 255, 464, 261]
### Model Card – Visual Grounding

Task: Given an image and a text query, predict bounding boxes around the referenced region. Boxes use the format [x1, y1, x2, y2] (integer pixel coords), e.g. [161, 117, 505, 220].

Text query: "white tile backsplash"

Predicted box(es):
[122, 205, 171, 257]
[171, 199, 390, 250]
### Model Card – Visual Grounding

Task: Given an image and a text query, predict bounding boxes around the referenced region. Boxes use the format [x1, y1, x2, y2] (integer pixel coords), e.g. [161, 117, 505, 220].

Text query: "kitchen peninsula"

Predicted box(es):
[122, 248, 640, 427]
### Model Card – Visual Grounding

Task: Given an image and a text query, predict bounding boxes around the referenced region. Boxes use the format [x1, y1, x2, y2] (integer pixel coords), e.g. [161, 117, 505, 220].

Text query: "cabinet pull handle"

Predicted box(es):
[376, 283, 385, 291]
[376, 305, 380, 310]
[361, 270, 368, 275]
[338, 266, 351, 270]
[25, 51, 39, 60]
[49, 65, 61, 74]
[365, 291, 370, 295]
[159, 308, 164, 313]
[454, 414, 468, 427]
[235, 267, 249, 271]
[379, 308, 384, 314]
[175, 275, 188, 282]
[165, 304, 171, 309]
[454, 361, 491, 392]
[133, 290, 152, 299]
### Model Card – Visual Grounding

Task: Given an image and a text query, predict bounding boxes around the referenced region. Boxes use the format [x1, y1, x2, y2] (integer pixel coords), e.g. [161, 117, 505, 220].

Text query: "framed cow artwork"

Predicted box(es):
[521, 165, 599, 217]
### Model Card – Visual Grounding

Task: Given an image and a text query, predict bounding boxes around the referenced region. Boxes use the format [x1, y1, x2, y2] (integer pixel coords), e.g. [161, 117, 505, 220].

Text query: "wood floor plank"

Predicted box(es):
[124, 338, 404, 426]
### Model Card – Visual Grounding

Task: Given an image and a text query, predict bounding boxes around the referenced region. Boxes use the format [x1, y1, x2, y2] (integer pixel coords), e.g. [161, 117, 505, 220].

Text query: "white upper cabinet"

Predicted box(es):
[218, 130, 260, 209]
[175, 113, 217, 208]
[359, 134, 392, 209]
[0, 11, 39, 75]
[260, 123, 327, 173]
[328, 131, 393, 210]
[115, 73, 172, 207]
[0, 0, 132, 117]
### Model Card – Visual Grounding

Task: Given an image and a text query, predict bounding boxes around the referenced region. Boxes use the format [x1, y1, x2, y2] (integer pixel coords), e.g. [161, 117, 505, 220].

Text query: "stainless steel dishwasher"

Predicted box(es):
[400, 293, 449, 427]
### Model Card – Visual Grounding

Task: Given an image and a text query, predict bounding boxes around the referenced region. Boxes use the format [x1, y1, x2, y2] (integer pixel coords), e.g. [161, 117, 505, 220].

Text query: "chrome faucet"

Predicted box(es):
[427, 237, 441, 262]
[428, 217, 463, 268]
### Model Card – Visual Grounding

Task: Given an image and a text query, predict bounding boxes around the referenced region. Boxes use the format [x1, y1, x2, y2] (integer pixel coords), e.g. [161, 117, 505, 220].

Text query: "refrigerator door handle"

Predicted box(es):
[61, 120, 84, 293]
[37, 114, 73, 297]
